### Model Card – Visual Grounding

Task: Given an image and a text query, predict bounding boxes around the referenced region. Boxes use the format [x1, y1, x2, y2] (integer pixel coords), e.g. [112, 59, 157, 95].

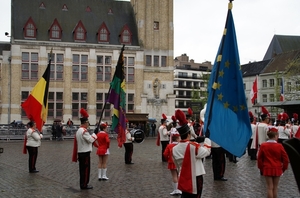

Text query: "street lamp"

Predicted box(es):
[5, 32, 12, 129]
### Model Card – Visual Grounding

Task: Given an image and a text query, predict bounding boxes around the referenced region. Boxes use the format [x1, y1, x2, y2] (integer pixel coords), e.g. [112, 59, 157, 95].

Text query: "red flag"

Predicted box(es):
[21, 54, 51, 131]
[250, 76, 257, 104]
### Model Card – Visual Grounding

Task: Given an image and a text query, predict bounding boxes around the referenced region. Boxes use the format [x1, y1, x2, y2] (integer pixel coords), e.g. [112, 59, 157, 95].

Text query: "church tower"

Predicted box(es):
[131, 0, 175, 119]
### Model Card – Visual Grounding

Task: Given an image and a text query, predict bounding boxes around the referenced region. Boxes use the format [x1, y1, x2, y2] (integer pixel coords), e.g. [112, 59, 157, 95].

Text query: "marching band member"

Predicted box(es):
[253, 106, 270, 150]
[277, 112, 290, 144]
[163, 133, 182, 196]
[23, 120, 43, 173]
[186, 108, 197, 141]
[72, 108, 97, 190]
[96, 122, 110, 180]
[248, 111, 257, 160]
[157, 114, 169, 162]
[173, 109, 211, 197]
[291, 113, 299, 137]
[124, 120, 134, 164]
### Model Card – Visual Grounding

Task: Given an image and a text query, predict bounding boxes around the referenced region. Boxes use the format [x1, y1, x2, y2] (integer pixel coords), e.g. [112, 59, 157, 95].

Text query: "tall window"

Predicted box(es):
[124, 57, 135, 83]
[154, 56, 159, 67]
[72, 92, 88, 117]
[287, 82, 292, 92]
[262, 80, 267, 88]
[72, 54, 88, 81]
[270, 94, 275, 102]
[262, 94, 267, 102]
[269, 79, 274, 87]
[50, 53, 64, 80]
[127, 93, 134, 112]
[97, 55, 111, 82]
[48, 92, 64, 118]
[21, 91, 29, 117]
[277, 78, 282, 86]
[146, 55, 151, 66]
[96, 93, 110, 118]
[161, 56, 166, 67]
[22, 52, 38, 79]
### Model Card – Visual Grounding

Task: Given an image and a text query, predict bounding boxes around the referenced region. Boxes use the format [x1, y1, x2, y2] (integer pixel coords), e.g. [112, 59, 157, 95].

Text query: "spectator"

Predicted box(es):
[151, 123, 156, 137]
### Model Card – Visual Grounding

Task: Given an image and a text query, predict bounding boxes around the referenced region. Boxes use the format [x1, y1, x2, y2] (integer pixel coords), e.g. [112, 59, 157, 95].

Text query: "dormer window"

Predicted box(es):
[120, 24, 132, 45]
[62, 4, 68, 11]
[108, 8, 113, 15]
[98, 22, 110, 43]
[24, 17, 37, 39]
[49, 19, 62, 40]
[39, 2, 46, 9]
[74, 20, 86, 42]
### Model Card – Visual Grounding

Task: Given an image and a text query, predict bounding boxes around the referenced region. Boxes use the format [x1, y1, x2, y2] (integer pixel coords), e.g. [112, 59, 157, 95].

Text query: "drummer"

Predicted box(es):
[124, 120, 135, 164]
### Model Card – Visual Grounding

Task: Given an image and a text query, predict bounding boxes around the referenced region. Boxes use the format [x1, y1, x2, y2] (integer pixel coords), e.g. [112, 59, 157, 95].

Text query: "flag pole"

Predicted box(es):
[94, 45, 125, 133]
[205, 0, 233, 138]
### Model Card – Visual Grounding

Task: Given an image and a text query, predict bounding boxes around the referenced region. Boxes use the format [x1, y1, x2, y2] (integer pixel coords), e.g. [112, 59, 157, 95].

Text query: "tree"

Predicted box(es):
[284, 57, 300, 101]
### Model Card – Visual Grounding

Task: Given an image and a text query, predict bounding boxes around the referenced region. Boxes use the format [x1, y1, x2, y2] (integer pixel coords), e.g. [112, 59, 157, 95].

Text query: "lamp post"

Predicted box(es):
[5, 32, 12, 129]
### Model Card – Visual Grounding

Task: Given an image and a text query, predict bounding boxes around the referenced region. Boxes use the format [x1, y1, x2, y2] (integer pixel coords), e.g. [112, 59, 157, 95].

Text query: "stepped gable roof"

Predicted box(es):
[12, 0, 139, 46]
[263, 35, 300, 60]
[241, 60, 270, 77]
[262, 49, 300, 74]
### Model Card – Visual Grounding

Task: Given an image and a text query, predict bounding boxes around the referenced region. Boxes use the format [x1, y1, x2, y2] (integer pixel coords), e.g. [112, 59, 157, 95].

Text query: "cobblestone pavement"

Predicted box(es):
[0, 138, 299, 198]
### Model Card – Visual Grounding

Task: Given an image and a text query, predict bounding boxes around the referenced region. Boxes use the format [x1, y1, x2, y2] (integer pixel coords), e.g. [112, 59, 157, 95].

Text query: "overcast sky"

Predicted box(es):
[1, 0, 299, 65]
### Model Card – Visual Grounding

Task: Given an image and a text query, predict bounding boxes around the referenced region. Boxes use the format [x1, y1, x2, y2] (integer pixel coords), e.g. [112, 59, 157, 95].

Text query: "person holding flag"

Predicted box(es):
[23, 120, 43, 173]
[203, 0, 252, 160]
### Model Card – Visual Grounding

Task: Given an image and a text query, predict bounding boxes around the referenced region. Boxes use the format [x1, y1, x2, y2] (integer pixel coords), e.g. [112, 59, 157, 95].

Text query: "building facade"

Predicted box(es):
[174, 54, 212, 119]
[0, 0, 175, 125]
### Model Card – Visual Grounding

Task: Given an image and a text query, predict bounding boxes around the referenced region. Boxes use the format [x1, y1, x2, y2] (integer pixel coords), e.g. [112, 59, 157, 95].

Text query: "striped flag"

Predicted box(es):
[280, 78, 284, 101]
[107, 45, 126, 147]
[21, 53, 51, 131]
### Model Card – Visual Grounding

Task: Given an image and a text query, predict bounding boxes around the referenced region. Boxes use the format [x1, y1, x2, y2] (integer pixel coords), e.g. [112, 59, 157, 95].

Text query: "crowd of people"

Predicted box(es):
[21, 105, 296, 197]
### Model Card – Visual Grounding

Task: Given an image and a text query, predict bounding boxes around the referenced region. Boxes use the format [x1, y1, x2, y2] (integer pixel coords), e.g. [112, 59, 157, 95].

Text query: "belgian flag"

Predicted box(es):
[21, 53, 51, 132]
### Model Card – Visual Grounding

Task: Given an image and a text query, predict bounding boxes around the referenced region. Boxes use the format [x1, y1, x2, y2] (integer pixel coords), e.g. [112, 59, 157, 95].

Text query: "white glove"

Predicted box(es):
[91, 133, 97, 140]
[131, 137, 135, 142]
[40, 134, 43, 139]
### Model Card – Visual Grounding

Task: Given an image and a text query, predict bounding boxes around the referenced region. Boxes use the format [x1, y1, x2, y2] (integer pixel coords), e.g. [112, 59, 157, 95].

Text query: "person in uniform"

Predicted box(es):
[163, 132, 181, 196]
[172, 109, 211, 197]
[157, 113, 170, 162]
[291, 113, 299, 137]
[252, 106, 270, 150]
[96, 122, 110, 180]
[124, 120, 134, 164]
[248, 111, 257, 160]
[186, 108, 197, 141]
[23, 121, 43, 173]
[72, 108, 97, 190]
[277, 112, 290, 144]
[257, 126, 289, 198]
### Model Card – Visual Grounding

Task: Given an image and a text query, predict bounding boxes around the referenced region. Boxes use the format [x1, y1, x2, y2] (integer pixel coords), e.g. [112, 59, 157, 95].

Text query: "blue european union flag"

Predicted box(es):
[204, 2, 252, 157]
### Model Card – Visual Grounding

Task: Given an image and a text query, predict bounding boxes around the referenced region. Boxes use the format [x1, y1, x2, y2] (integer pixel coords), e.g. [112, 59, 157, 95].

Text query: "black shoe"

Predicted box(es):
[29, 170, 39, 173]
[81, 185, 93, 190]
[125, 162, 134, 164]
[214, 177, 228, 181]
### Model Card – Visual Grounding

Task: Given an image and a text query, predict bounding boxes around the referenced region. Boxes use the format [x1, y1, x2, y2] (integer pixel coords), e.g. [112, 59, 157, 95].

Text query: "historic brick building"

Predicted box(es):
[0, 0, 175, 125]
